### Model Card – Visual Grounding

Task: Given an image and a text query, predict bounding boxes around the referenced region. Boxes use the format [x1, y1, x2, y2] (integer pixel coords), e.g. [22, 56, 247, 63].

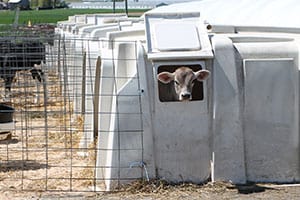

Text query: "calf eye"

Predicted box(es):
[174, 80, 179, 85]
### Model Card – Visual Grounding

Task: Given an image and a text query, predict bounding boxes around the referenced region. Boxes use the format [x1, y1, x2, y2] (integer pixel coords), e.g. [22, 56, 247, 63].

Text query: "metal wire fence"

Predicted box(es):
[0, 32, 144, 192]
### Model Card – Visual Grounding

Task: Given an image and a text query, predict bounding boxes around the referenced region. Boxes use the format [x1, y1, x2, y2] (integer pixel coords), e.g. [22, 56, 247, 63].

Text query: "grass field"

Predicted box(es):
[0, 8, 147, 25]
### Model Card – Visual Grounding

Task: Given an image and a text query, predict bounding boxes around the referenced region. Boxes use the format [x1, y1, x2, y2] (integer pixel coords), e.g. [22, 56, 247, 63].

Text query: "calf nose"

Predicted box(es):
[181, 93, 191, 100]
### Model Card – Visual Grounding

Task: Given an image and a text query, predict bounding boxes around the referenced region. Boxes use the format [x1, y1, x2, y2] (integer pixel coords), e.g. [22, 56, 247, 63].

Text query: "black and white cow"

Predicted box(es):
[0, 40, 46, 101]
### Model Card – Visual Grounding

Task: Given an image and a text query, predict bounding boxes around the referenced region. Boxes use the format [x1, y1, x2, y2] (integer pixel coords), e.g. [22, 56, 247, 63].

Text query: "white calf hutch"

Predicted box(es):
[56, 0, 300, 191]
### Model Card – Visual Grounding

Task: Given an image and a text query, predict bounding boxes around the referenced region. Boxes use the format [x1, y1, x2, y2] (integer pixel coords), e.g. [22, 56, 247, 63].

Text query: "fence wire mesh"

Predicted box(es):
[0, 32, 144, 192]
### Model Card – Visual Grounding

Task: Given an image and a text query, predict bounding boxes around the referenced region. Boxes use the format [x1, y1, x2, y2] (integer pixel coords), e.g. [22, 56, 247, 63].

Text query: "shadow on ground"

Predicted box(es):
[0, 160, 48, 172]
[228, 183, 278, 194]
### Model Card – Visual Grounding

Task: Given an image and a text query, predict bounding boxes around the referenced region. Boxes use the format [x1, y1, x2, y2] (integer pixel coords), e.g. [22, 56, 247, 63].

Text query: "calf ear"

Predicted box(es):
[157, 72, 175, 84]
[195, 70, 210, 81]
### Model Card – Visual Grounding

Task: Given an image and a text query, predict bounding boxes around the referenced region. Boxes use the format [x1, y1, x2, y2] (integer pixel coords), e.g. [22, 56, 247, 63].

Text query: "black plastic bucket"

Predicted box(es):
[0, 104, 14, 123]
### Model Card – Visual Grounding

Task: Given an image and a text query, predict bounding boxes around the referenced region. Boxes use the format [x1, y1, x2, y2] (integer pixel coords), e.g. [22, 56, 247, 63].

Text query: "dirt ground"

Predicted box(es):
[1, 181, 300, 199]
[0, 70, 98, 197]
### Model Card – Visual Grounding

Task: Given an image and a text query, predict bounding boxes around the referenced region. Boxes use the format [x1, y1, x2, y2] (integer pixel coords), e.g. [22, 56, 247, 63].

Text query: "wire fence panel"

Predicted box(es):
[0, 32, 143, 192]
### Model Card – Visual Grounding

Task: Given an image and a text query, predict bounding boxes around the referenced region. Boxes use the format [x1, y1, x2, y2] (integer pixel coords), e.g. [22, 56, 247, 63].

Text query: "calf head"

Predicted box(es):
[157, 67, 210, 101]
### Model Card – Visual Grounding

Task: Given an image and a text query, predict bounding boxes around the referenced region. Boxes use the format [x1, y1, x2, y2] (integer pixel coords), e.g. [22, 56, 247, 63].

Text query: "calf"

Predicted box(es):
[0, 41, 46, 101]
[157, 67, 210, 101]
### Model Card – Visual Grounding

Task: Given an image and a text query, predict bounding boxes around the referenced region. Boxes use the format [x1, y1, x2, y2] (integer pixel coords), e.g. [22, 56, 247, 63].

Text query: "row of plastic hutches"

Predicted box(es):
[55, 13, 144, 154]
[55, 13, 143, 38]
[55, 0, 300, 191]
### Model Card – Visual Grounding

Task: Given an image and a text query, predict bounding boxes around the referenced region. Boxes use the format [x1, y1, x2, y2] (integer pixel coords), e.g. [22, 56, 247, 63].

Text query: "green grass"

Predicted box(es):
[0, 8, 147, 25]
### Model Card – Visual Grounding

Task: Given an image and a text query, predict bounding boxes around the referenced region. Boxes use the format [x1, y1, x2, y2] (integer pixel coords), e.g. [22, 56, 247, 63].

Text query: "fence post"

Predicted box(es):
[57, 35, 63, 95]
[81, 51, 86, 116]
